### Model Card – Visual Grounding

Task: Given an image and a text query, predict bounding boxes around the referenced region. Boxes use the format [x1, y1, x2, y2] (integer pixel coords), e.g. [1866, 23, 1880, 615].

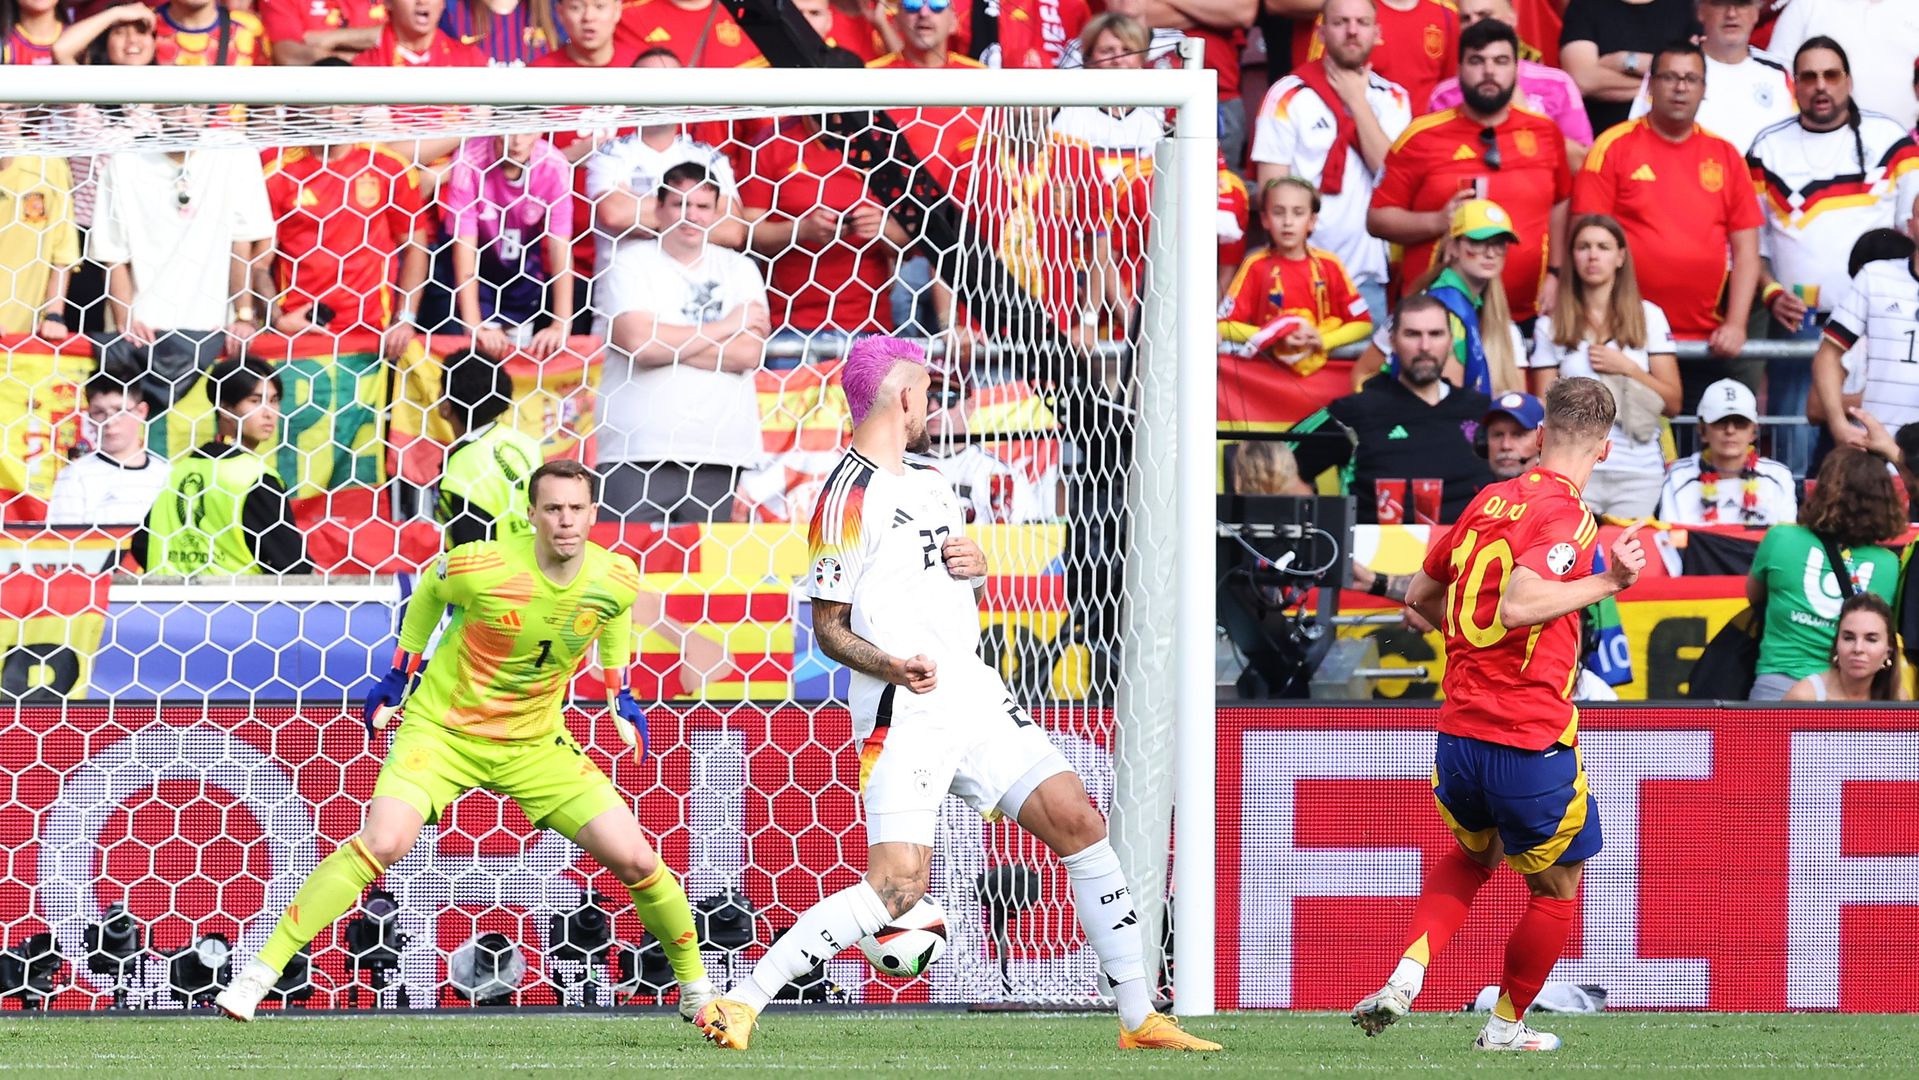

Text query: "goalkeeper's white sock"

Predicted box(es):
[1062, 838, 1153, 1030]
[732, 880, 891, 1011]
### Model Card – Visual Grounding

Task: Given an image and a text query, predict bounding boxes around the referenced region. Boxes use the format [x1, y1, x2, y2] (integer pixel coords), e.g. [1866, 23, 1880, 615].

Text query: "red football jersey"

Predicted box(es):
[257, 0, 385, 46]
[264, 144, 428, 330]
[736, 124, 896, 334]
[1420, 467, 1599, 751]
[614, 0, 765, 67]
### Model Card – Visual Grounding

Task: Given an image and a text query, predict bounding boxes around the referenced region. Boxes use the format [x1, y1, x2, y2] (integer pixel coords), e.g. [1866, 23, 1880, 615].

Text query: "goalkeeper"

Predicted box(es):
[217, 458, 716, 1022]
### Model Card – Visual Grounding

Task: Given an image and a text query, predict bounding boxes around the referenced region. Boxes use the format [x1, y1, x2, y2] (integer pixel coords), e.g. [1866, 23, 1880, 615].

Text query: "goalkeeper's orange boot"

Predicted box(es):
[693, 997, 759, 1050]
[1117, 1013, 1223, 1051]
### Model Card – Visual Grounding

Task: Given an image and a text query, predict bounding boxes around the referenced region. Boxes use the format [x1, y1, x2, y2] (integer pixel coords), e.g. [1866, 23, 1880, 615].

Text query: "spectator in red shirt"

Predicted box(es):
[151, 0, 272, 65]
[353, 0, 485, 65]
[2, 0, 61, 63]
[259, 117, 431, 358]
[1369, 17, 1571, 323]
[1143, 0, 1256, 166]
[867, 0, 987, 192]
[952, 0, 1091, 69]
[614, 0, 766, 66]
[738, 105, 910, 359]
[1573, 41, 1762, 407]
[256, 0, 383, 65]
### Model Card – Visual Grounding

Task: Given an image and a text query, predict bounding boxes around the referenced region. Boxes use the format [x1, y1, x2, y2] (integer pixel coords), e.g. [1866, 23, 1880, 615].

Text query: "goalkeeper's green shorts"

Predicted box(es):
[371, 718, 626, 840]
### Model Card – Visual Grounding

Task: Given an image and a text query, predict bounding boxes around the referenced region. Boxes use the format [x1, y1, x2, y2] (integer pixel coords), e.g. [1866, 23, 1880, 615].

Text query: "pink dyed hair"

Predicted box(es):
[841, 335, 927, 427]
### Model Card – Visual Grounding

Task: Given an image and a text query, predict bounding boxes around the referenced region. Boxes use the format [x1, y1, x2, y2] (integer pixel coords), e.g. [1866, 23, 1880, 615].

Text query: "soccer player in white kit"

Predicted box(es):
[693, 336, 1220, 1053]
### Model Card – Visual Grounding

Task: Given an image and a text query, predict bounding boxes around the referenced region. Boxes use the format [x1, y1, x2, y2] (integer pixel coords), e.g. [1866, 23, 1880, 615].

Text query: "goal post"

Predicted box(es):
[0, 60, 1218, 1015]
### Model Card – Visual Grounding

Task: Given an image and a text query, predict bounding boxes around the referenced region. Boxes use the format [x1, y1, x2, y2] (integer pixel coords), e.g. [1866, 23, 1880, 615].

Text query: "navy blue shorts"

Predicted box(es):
[1432, 733, 1603, 874]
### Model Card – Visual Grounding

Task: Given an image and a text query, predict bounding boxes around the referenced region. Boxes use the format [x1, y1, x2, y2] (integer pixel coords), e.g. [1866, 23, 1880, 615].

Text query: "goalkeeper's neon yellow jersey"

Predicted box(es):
[397, 536, 640, 741]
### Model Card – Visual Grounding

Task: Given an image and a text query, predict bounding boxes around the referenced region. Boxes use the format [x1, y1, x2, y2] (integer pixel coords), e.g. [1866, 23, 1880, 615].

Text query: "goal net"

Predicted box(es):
[0, 65, 1216, 1014]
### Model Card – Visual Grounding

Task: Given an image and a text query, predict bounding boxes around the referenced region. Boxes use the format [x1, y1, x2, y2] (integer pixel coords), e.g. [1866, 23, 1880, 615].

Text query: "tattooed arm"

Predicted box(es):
[812, 599, 938, 694]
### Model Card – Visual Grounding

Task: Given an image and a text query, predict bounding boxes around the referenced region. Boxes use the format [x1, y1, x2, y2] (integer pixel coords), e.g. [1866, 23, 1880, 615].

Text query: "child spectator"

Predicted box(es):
[439, 133, 576, 357]
[45, 372, 168, 526]
[150, 0, 271, 66]
[134, 356, 305, 575]
[439, 0, 555, 65]
[1218, 177, 1374, 425]
[352, 0, 487, 67]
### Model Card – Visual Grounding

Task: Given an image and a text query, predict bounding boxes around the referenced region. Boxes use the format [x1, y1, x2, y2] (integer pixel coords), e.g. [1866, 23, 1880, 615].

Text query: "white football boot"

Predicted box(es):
[214, 960, 281, 1022]
[1350, 983, 1413, 1036]
[678, 976, 721, 1022]
[1474, 1019, 1562, 1051]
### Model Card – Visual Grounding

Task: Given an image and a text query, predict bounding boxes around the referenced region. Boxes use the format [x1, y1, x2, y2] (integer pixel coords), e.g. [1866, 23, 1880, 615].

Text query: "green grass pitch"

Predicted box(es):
[1, 1010, 1913, 1075]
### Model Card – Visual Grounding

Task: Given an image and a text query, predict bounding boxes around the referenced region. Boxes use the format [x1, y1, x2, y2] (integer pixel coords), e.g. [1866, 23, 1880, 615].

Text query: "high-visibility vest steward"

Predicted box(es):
[142, 442, 304, 575]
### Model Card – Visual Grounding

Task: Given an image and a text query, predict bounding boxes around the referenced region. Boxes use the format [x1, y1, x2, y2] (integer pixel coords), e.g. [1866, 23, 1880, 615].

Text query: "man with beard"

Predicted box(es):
[1299, 294, 1495, 524]
[1251, 0, 1414, 324]
[1370, 17, 1570, 324]
[1576, 41, 1764, 408]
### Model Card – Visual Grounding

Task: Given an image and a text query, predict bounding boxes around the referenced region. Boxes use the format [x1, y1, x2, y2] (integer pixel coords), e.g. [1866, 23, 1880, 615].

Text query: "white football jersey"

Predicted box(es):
[807, 449, 996, 732]
[1823, 259, 1919, 433]
[1746, 111, 1919, 313]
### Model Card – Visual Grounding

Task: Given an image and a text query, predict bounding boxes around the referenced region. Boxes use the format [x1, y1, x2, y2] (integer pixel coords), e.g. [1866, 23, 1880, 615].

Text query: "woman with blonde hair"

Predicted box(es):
[1527, 213, 1681, 517]
[1784, 593, 1906, 702]
[1353, 200, 1525, 397]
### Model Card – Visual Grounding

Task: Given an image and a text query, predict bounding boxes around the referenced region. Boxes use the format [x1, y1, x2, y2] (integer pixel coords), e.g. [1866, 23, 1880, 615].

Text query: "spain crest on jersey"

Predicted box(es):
[1700, 158, 1726, 193]
[355, 173, 382, 209]
[1515, 128, 1538, 159]
[20, 191, 45, 224]
[1423, 24, 1443, 59]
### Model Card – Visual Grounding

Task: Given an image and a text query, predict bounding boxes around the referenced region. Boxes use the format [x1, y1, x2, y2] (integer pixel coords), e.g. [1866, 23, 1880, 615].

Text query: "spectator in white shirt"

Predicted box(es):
[45, 371, 171, 527]
[88, 104, 272, 457]
[1658, 377, 1797, 525]
[584, 47, 742, 330]
[600, 162, 769, 525]
[1250, 0, 1412, 324]
[1526, 213, 1681, 517]
[1628, 0, 1795, 156]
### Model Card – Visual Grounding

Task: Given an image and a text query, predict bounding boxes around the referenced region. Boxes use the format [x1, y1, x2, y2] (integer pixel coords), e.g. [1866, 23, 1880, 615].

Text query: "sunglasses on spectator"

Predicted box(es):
[1478, 127, 1501, 171]
[899, 0, 952, 13]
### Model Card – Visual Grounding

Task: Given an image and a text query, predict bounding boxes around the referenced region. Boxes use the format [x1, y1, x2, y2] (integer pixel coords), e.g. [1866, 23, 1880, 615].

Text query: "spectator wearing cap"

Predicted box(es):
[1295, 294, 1495, 525]
[1627, 0, 1794, 158]
[1250, 0, 1413, 327]
[1356, 199, 1528, 398]
[1576, 41, 1763, 410]
[1658, 377, 1797, 526]
[1369, 16, 1571, 325]
[1480, 389, 1543, 480]
[1527, 212, 1680, 518]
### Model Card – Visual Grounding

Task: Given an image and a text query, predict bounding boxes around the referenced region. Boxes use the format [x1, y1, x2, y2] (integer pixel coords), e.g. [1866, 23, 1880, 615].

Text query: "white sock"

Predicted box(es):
[1061, 839, 1153, 1029]
[734, 881, 891, 1011]
[1483, 1012, 1521, 1040]
[1389, 957, 1426, 999]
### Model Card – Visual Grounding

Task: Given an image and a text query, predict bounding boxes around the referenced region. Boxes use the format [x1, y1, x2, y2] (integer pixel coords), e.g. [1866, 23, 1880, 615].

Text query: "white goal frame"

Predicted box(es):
[1, 59, 1221, 1017]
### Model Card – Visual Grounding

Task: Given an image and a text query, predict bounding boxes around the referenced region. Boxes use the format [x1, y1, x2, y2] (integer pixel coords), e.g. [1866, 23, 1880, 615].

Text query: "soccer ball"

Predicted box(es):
[857, 897, 948, 978]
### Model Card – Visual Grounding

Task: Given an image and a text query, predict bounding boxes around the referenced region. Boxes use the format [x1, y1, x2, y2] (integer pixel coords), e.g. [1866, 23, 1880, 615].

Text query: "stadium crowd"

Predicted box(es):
[1, 0, 1918, 701]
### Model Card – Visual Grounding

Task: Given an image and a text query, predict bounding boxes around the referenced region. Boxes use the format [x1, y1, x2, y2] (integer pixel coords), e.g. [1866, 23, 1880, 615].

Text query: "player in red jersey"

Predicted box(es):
[1351, 367, 1647, 1052]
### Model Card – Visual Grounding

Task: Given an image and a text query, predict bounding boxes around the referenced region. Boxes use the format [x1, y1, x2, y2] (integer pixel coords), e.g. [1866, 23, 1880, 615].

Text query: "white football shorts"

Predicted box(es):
[856, 670, 1072, 848]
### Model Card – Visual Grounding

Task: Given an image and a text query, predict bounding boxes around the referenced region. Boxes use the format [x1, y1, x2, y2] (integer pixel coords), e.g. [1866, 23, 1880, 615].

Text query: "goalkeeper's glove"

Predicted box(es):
[363, 649, 423, 734]
[604, 671, 649, 761]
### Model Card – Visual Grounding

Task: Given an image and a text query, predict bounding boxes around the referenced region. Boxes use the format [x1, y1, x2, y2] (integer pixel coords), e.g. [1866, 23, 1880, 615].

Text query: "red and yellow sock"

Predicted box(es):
[1493, 894, 1578, 1021]
[1402, 845, 1495, 969]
